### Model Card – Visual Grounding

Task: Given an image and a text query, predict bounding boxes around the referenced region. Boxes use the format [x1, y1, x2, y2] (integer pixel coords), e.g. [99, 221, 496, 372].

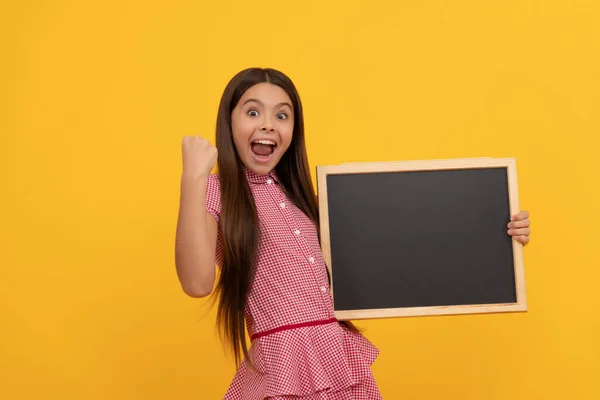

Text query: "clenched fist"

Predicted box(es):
[181, 136, 218, 180]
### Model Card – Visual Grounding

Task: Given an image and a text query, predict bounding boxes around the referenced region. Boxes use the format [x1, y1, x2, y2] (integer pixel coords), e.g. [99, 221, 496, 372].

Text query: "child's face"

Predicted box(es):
[231, 82, 294, 175]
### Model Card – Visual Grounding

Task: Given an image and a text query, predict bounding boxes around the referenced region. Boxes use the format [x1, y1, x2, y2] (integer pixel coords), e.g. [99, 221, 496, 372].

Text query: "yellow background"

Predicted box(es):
[2, 0, 599, 399]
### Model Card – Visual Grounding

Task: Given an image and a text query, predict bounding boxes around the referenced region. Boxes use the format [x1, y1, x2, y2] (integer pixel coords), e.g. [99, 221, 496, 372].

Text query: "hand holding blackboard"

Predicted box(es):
[508, 210, 531, 247]
[316, 158, 528, 320]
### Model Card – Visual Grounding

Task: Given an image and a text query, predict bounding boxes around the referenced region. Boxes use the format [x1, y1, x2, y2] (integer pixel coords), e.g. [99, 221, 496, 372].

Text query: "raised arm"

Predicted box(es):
[175, 136, 219, 297]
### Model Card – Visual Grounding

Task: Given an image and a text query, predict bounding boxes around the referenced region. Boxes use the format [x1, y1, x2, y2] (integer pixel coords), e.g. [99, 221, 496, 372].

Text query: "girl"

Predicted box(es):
[175, 68, 532, 399]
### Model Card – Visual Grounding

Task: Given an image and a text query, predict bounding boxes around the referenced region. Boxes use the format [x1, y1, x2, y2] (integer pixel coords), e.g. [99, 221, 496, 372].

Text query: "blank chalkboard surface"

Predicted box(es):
[316, 158, 526, 319]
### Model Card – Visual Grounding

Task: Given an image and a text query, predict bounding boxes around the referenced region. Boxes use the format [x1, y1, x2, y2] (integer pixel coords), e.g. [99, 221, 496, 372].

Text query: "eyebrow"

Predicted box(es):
[243, 98, 293, 110]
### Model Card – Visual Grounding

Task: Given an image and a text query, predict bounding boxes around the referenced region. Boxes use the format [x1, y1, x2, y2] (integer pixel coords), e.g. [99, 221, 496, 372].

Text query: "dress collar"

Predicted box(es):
[243, 166, 279, 184]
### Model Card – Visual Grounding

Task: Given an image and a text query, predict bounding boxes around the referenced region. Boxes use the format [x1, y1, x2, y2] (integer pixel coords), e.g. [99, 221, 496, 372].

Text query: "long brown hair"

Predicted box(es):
[212, 67, 357, 367]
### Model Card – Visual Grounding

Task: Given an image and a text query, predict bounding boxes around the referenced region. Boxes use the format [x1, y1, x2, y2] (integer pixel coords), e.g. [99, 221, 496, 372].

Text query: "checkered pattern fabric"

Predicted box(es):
[205, 167, 381, 399]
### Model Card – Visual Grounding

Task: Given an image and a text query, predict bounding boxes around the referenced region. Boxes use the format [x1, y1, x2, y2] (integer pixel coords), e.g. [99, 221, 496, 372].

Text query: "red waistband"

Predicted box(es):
[250, 317, 338, 341]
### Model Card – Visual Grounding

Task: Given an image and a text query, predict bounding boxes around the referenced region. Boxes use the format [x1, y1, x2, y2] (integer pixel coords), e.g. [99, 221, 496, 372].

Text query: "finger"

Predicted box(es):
[508, 228, 530, 236]
[511, 210, 530, 221]
[514, 235, 530, 245]
[508, 219, 530, 229]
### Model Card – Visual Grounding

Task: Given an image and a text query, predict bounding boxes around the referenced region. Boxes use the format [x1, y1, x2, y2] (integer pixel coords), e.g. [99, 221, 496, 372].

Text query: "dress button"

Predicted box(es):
[294, 229, 300, 235]
[309, 257, 315, 263]
[280, 202, 286, 208]
[266, 179, 272, 184]
[320, 286, 327, 293]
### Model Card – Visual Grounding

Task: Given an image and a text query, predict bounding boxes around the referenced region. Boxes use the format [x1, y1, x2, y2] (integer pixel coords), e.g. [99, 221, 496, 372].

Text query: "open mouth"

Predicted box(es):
[250, 139, 277, 163]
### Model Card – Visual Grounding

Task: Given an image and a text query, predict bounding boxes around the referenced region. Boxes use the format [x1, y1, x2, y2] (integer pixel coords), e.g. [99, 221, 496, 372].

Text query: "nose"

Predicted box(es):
[260, 118, 275, 132]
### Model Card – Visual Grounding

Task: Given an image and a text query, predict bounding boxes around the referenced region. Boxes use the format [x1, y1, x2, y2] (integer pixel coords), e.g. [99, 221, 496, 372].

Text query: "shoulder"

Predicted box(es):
[206, 173, 220, 184]
[206, 173, 221, 192]
[205, 174, 222, 217]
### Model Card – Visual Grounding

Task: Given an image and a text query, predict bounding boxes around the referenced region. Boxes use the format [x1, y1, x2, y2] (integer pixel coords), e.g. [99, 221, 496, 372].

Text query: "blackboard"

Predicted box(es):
[316, 158, 527, 319]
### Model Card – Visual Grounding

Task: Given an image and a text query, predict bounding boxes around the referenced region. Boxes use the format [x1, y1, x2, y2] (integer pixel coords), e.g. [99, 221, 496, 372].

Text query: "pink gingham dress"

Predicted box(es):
[205, 167, 381, 400]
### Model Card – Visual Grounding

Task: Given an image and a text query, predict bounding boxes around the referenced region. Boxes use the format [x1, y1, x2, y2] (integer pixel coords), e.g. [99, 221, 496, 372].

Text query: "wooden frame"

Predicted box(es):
[316, 157, 527, 320]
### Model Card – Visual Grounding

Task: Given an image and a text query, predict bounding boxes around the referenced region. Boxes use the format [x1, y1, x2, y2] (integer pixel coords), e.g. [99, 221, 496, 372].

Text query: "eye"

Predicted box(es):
[247, 109, 259, 117]
[277, 112, 288, 120]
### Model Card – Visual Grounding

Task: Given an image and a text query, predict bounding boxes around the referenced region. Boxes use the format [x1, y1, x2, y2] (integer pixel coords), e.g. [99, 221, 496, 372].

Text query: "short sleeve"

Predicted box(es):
[205, 174, 221, 222]
[205, 174, 223, 267]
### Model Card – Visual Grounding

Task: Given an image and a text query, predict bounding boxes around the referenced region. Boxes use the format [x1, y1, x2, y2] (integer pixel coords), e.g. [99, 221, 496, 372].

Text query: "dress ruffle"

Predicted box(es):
[223, 322, 379, 400]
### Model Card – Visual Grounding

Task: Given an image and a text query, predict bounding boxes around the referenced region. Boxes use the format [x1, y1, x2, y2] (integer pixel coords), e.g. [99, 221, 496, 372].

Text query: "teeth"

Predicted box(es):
[253, 140, 276, 146]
